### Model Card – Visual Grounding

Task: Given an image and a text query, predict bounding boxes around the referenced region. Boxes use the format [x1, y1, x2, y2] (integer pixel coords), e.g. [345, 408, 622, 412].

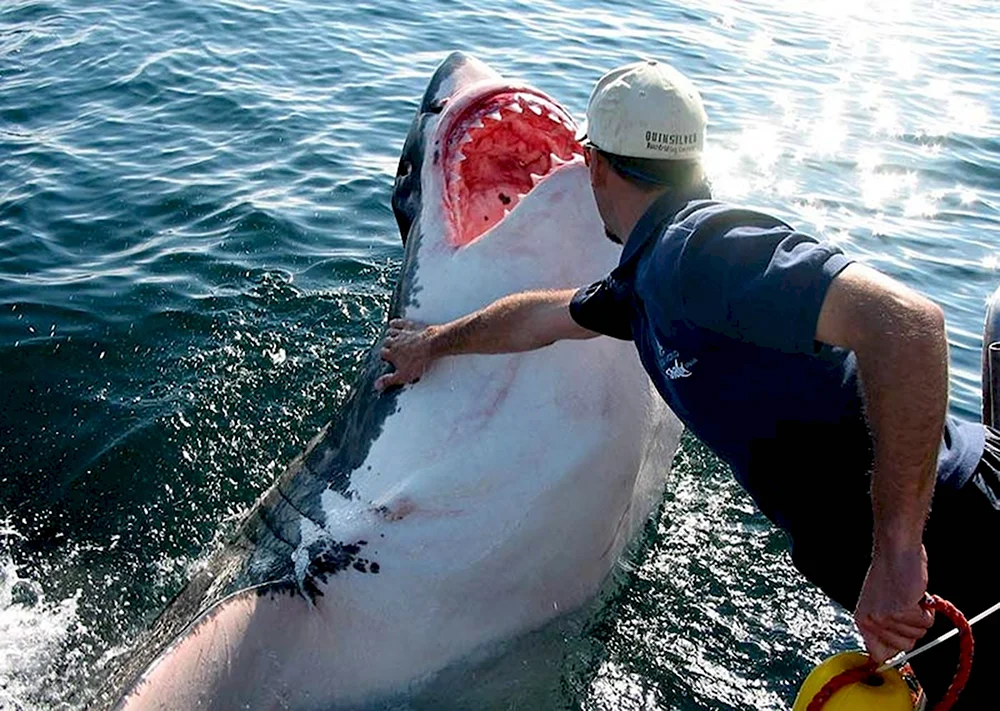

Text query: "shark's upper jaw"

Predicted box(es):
[437, 84, 585, 248]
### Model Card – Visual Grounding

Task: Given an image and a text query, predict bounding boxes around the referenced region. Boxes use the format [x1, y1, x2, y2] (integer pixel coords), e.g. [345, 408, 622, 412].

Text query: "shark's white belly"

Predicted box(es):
[292, 165, 681, 699]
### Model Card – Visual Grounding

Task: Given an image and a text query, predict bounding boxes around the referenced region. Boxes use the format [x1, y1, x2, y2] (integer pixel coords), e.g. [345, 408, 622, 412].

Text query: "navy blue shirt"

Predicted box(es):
[571, 192, 985, 547]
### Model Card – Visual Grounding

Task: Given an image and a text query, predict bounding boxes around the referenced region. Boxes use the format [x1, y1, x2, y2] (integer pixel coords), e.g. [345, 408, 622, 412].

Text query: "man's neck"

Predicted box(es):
[613, 187, 670, 243]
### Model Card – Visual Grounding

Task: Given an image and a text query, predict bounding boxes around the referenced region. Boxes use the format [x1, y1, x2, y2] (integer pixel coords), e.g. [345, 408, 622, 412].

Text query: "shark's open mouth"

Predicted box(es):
[441, 87, 584, 247]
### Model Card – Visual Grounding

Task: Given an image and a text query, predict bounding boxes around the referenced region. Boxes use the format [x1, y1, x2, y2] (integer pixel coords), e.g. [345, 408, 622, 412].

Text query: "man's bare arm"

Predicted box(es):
[375, 288, 595, 391]
[815, 262, 945, 661]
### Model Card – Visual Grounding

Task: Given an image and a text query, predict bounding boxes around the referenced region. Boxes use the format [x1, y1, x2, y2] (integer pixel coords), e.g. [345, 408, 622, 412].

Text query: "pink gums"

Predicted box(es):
[441, 89, 584, 247]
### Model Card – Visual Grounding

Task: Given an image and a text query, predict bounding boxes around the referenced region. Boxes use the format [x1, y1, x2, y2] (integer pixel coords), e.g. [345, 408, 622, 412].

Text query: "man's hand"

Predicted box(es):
[373, 289, 594, 393]
[854, 544, 935, 662]
[375, 319, 435, 392]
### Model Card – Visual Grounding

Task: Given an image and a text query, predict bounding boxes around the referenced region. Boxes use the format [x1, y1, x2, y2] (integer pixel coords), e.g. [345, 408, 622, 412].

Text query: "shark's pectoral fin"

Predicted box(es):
[117, 582, 318, 710]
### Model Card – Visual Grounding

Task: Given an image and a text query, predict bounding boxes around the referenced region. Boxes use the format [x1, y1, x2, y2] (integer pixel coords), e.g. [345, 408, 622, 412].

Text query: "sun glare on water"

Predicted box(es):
[704, 0, 994, 262]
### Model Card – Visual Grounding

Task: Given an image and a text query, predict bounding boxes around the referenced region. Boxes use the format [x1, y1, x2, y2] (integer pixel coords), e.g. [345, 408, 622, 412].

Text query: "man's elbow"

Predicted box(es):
[862, 292, 946, 355]
[924, 299, 946, 338]
[819, 265, 945, 352]
[900, 294, 945, 342]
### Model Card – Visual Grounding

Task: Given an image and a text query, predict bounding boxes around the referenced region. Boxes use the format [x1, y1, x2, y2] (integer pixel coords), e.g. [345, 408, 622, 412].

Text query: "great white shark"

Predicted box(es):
[100, 52, 683, 710]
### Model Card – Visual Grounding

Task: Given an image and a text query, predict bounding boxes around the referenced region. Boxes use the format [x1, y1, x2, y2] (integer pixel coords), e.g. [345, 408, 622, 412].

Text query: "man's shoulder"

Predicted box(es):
[643, 200, 790, 264]
[652, 201, 808, 270]
[636, 199, 812, 287]
[669, 200, 793, 236]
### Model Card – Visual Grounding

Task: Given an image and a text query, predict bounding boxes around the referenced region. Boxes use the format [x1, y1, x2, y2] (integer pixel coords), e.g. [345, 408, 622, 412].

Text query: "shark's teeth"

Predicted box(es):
[547, 112, 561, 123]
[528, 104, 543, 115]
[459, 134, 474, 145]
[505, 102, 523, 113]
[484, 110, 503, 122]
[469, 118, 485, 130]
[530, 173, 544, 185]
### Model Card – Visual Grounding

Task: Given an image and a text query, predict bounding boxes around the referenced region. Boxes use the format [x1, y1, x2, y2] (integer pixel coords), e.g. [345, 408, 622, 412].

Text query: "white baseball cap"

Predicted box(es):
[579, 59, 707, 161]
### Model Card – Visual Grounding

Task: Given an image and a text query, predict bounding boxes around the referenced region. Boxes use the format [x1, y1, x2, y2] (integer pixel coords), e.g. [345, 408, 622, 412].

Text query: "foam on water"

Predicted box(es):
[0, 538, 81, 710]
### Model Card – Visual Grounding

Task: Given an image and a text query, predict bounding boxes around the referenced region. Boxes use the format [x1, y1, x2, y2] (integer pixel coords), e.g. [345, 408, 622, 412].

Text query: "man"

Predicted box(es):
[376, 60, 995, 705]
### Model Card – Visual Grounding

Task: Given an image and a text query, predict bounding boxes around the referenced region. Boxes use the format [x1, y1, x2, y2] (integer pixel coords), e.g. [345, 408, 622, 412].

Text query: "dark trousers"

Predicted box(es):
[790, 427, 1000, 709]
[912, 429, 1000, 707]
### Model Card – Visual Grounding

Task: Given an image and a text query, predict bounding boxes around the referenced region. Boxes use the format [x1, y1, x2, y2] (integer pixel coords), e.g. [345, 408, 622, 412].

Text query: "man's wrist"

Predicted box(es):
[871, 463, 934, 555]
[424, 324, 448, 359]
[873, 524, 926, 555]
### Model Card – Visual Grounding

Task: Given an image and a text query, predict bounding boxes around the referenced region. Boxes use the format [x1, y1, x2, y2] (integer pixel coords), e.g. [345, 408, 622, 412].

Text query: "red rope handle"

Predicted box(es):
[927, 595, 974, 711]
[807, 594, 974, 711]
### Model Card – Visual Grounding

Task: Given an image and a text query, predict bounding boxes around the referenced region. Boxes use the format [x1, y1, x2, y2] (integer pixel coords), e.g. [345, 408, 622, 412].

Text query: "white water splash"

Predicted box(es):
[0, 533, 83, 710]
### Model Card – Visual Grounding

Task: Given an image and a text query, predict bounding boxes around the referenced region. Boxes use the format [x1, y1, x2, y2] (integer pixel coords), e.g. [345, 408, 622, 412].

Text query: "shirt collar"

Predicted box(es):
[619, 183, 712, 266]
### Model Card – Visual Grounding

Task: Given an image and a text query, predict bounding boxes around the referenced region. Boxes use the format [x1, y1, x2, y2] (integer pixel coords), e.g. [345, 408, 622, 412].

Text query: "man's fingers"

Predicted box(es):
[858, 619, 922, 663]
[377, 317, 432, 393]
[375, 372, 402, 392]
[859, 627, 906, 664]
[865, 638, 899, 664]
[388, 318, 421, 330]
[877, 611, 935, 639]
[883, 628, 917, 652]
[880, 619, 933, 641]
[893, 606, 936, 630]
[859, 607, 935, 646]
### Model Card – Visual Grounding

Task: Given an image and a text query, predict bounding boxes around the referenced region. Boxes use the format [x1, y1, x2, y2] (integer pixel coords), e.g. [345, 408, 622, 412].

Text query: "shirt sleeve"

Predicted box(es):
[675, 225, 853, 353]
[569, 275, 634, 341]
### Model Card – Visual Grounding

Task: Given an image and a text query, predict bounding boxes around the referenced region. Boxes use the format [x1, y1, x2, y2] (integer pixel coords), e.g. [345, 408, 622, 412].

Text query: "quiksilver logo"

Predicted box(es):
[645, 131, 698, 152]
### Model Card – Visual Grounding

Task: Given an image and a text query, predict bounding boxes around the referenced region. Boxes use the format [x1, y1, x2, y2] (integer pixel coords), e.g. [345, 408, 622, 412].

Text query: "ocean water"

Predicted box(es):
[1, 0, 997, 708]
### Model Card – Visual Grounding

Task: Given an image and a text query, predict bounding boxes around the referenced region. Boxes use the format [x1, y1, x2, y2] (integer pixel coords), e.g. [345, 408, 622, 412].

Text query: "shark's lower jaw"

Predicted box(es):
[441, 88, 585, 247]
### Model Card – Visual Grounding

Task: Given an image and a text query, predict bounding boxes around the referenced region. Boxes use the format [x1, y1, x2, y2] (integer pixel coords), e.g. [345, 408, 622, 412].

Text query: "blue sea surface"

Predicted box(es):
[1, 0, 998, 708]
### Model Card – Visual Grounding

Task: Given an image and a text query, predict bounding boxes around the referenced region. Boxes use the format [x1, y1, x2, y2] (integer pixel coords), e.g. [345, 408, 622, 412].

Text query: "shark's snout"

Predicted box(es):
[394, 52, 586, 251]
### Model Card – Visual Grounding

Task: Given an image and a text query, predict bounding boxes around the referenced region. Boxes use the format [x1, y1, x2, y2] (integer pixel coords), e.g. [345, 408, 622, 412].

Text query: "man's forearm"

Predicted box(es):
[816, 264, 942, 659]
[855, 299, 947, 550]
[427, 288, 589, 357]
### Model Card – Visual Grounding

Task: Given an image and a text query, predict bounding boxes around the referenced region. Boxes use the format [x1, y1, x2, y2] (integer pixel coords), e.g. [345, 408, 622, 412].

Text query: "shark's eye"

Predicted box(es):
[397, 160, 412, 178]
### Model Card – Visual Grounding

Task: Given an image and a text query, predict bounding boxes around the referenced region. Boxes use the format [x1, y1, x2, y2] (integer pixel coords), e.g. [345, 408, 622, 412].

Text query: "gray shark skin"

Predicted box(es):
[97, 52, 682, 711]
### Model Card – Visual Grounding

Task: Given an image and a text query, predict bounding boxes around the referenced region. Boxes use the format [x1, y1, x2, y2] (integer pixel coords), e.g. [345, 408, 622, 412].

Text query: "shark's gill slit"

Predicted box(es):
[443, 90, 585, 247]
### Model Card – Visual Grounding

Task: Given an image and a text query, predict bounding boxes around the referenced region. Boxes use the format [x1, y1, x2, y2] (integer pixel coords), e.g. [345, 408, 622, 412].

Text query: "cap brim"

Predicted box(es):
[574, 118, 588, 143]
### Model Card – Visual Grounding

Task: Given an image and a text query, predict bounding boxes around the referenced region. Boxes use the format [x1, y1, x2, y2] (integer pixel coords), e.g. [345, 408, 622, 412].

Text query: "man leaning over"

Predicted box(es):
[376, 59, 995, 706]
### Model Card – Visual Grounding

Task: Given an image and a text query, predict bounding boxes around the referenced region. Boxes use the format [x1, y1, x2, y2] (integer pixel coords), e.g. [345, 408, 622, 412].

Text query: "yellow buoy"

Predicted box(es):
[793, 651, 926, 711]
